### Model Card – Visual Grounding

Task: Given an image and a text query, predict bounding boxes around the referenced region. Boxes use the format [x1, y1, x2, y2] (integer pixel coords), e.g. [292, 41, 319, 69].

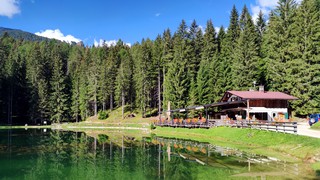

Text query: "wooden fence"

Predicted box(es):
[210, 119, 297, 134]
[154, 119, 297, 134]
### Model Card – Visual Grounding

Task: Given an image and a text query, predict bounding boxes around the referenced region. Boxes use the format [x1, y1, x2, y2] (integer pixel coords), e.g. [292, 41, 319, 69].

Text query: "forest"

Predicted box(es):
[0, 0, 319, 124]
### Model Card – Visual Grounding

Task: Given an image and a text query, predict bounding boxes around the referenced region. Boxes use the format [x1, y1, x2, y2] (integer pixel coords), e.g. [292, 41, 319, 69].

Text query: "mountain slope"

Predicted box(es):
[0, 27, 49, 42]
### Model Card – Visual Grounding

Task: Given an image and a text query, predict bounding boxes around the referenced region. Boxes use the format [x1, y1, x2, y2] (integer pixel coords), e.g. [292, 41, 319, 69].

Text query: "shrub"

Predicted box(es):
[98, 111, 109, 120]
[98, 134, 109, 143]
[150, 123, 156, 130]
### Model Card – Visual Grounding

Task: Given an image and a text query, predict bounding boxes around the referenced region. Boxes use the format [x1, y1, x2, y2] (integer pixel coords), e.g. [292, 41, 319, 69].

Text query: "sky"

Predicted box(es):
[0, 0, 289, 46]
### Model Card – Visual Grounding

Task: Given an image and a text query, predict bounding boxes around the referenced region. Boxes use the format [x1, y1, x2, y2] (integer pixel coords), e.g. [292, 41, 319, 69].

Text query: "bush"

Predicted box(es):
[150, 123, 156, 130]
[98, 134, 109, 143]
[98, 111, 109, 120]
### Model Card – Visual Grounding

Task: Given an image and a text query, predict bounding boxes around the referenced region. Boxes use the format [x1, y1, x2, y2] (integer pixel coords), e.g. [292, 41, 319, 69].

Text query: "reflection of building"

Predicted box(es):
[220, 87, 298, 121]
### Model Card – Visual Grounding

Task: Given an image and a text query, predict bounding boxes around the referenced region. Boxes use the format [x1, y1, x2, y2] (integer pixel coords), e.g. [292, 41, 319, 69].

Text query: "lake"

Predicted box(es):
[0, 129, 315, 179]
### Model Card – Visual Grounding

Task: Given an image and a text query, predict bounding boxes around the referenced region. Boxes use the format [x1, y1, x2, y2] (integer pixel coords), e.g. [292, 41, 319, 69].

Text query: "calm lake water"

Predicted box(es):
[0, 129, 316, 179]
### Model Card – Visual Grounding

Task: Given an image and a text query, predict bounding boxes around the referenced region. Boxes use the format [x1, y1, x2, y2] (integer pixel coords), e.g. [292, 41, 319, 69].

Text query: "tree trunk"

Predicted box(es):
[158, 66, 161, 121]
[163, 66, 166, 111]
[110, 93, 113, 111]
[122, 89, 124, 119]
[94, 79, 97, 116]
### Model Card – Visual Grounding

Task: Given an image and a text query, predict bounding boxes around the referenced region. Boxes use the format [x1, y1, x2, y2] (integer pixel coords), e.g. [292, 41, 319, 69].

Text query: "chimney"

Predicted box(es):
[259, 85, 265, 92]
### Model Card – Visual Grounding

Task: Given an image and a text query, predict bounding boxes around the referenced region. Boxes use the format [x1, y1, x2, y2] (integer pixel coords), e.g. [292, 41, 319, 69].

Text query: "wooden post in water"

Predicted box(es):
[110, 140, 113, 160]
[122, 136, 124, 163]
[167, 143, 171, 162]
[158, 143, 161, 178]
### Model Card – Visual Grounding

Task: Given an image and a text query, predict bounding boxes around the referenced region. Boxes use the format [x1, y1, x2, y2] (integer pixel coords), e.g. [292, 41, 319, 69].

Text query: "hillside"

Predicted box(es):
[0, 27, 49, 42]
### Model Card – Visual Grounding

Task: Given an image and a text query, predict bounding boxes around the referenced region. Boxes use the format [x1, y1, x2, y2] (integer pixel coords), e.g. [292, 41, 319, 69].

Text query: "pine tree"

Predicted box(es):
[198, 19, 218, 104]
[152, 35, 163, 116]
[264, 0, 298, 91]
[196, 58, 211, 105]
[69, 45, 84, 122]
[287, 0, 320, 115]
[97, 47, 109, 112]
[115, 46, 133, 119]
[25, 43, 44, 123]
[133, 39, 155, 117]
[164, 20, 192, 109]
[220, 5, 240, 92]
[232, 5, 260, 90]
[161, 29, 174, 111]
[88, 47, 101, 116]
[255, 10, 267, 85]
[217, 26, 225, 53]
[187, 20, 203, 106]
[50, 44, 70, 123]
[255, 10, 266, 52]
[215, 26, 228, 101]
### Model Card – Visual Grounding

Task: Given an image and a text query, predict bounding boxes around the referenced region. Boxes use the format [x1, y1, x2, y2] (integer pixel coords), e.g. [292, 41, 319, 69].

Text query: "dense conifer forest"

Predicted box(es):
[0, 0, 319, 124]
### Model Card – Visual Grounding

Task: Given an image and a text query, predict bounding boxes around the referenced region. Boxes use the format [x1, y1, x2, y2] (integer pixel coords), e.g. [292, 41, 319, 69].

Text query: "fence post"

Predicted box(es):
[293, 122, 297, 134]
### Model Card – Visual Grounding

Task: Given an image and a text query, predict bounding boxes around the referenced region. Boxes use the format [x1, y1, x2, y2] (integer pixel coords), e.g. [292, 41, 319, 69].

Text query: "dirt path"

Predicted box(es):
[297, 122, 320, 139]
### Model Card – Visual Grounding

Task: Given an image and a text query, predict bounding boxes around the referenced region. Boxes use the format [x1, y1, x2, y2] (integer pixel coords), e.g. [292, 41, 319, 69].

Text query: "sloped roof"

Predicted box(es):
[227, 91, 298, 100]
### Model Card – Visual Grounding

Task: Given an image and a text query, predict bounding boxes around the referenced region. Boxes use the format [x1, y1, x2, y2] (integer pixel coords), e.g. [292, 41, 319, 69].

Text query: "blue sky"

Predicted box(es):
[0, 0, 283, 46]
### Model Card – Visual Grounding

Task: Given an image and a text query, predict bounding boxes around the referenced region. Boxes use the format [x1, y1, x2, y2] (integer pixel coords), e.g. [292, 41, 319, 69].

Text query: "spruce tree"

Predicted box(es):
[220, 5, 240, 92]
[232, 5, 260, 90]
[161, 29, 174, 111]
[255, 10, 267, 85]
[198, 19, 218, 104]
[152, 35, 164, 116]
[115, 47, 133, 119]
[69, 45, 84, 122]
[264, 0, 298, 91]
[288, 0, 320, 115]
[217, 26, 225, 53]
[50, 45, 70, 123]
[133, 40, 148, 117]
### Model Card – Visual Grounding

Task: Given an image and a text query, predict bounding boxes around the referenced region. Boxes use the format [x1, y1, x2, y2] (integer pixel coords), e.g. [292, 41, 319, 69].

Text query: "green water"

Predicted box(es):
[0, 129, 314, 179]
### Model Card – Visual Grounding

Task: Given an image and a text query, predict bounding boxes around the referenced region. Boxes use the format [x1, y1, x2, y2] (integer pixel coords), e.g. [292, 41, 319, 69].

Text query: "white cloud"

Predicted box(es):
[251, 0, 303, 22]
[257, 0, 278, 8]
[155, 13, 161, 17]
[94, 39, 131, 47]
[215, 27, 220, 34]
[250, 5, 268, 22]
[0, 0, 20, 18]
[35, 29, 81, 44]
[198, 25, 204, 33]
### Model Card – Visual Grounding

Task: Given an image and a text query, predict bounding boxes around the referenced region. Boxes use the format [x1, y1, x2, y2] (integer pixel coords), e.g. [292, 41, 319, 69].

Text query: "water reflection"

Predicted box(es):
[0, 129, 316, 179]
[150, 137, 304, 179]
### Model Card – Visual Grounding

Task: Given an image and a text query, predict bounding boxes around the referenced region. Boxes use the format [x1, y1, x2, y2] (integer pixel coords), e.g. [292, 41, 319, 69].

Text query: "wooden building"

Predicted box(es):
[220, 87, 298, 121]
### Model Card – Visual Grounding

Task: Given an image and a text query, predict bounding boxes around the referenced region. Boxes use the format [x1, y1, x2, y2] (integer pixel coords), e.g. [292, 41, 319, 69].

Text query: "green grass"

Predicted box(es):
[153, 127, 320, 162]
[311, 122, 320, 129]
[61, 106, 153, 130]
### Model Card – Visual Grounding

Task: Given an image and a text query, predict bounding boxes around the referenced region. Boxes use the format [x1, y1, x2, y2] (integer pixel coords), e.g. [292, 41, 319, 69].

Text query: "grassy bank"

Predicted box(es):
[311, 122, 320, 129]
[153, 127, 320, 163]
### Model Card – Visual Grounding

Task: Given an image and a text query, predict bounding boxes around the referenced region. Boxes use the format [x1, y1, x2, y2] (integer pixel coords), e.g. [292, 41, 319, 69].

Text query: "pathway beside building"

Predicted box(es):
[297, 122, 320, 139]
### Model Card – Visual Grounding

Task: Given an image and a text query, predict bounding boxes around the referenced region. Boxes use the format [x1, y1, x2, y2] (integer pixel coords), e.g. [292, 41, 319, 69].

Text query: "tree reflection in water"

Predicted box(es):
[0, 129, 314, 179]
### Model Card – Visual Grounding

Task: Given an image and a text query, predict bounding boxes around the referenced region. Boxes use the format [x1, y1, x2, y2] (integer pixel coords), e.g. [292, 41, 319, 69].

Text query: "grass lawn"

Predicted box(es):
[61, 106, 155, 130]
[153, 126, 320, 163]
[311, 122, 320, 130]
